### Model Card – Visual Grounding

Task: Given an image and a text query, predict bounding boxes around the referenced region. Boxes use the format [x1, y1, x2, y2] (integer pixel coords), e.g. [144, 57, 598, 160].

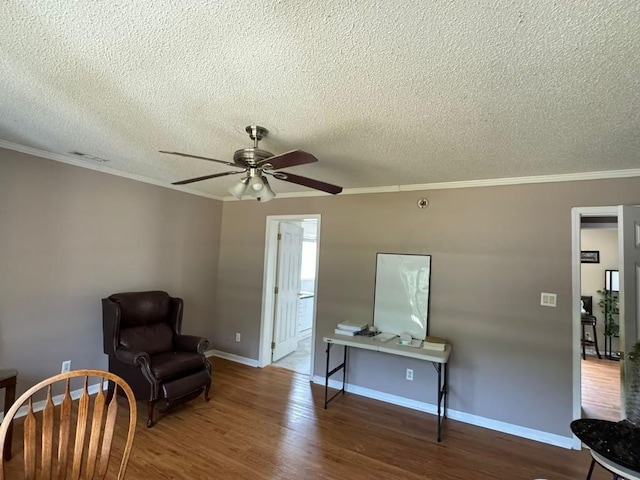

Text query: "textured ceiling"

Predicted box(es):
[1, 1, 639, 199]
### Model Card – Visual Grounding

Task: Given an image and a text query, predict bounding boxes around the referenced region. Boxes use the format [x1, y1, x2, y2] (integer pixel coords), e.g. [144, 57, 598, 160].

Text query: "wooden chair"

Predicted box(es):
[0, 370, 137, 480]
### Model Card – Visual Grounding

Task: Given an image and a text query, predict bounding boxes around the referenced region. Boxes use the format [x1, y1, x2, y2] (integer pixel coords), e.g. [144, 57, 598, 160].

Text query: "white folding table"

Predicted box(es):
[322, 334, 451, 441]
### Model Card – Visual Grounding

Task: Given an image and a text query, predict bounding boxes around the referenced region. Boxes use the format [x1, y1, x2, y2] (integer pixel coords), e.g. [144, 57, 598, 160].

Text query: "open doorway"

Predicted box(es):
[579, 215, 620, 421]
[272, 219, 317, 374]
[258, 215, 320, 379]
[569, 205, 640, 449]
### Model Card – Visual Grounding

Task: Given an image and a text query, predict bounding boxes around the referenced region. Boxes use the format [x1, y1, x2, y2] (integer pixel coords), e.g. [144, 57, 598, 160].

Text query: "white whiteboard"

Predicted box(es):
[372, 253, 431, 339]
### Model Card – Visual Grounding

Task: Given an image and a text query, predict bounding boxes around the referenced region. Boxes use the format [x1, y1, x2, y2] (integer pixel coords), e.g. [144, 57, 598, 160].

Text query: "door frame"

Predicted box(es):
[258, 214, 321, 378]
[571, 206, 618, 449]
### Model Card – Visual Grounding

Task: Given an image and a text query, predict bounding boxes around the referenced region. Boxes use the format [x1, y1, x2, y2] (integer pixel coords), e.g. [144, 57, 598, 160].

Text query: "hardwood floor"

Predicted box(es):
[4, 357, 612, 479]
[581, 356, 621, 421]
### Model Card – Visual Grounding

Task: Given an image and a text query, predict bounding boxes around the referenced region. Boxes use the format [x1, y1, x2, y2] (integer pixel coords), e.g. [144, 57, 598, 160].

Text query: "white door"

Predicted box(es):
[272, 222, 303, 362]
[618, 205, 640, 420]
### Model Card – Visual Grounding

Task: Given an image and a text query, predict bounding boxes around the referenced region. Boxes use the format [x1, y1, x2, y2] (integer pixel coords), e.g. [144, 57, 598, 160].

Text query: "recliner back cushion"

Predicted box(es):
[119, 323, 174, 354]
[110, 291, 171, 327]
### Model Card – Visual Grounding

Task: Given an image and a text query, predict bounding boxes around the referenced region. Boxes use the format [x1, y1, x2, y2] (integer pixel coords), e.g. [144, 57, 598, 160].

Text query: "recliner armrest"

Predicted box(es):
[114, 347, 151, 367]
[174, 335, 209, 354]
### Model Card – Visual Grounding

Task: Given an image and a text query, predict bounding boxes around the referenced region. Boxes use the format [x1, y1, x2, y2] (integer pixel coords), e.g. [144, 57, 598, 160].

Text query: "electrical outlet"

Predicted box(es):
[235, 333, 241, 342]
[406, 368, 413, 381]
[61, 360, 71, 374]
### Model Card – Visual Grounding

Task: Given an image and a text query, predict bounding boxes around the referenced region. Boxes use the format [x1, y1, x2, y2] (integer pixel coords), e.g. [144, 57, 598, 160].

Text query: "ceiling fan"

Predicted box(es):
[161, 125, 343, 202]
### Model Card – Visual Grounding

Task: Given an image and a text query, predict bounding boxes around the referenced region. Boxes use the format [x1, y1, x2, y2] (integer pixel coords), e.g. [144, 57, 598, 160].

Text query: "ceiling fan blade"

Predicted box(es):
[272, 171, 342, 195]
[258, 150, 318, 170]
[160, 151, 236, 167]
[172, 170, 244, 185]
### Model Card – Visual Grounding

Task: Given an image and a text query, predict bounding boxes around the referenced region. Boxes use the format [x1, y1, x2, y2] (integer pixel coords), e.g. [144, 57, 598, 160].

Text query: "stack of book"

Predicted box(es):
[422, 336, 447, 351]
[334, 320, 368, 336]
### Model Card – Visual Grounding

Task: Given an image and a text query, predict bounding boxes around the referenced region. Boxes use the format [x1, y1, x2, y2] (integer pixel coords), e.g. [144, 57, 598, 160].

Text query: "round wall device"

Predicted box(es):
[417, 198, 429, 209]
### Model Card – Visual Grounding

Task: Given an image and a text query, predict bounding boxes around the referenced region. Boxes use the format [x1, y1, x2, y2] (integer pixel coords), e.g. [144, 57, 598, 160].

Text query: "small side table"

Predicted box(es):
[0, 369, 17, 461]
[590, 450, 640, 480]
[570, 418, 640, 479]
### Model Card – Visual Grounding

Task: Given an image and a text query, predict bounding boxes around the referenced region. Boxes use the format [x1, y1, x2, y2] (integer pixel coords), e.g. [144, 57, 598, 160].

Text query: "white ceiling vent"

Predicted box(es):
[540, 292, 557, 307]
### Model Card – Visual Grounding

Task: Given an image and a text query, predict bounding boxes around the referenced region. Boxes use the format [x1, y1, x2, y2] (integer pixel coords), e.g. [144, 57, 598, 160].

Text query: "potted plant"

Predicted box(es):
[597, 288, 619, 337]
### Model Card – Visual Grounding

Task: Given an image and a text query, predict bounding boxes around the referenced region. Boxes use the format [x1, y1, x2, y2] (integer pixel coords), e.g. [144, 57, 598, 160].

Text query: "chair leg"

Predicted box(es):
[204, 381, 211, 402]
[586, 457, 596, 480]
[582, 324, 587, 360]
[147, 401, 156, 428]
[592, 324, 602, 359]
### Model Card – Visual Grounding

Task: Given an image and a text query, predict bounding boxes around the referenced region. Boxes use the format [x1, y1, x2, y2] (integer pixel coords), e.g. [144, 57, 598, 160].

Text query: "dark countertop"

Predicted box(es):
[570, 419, 640, 472]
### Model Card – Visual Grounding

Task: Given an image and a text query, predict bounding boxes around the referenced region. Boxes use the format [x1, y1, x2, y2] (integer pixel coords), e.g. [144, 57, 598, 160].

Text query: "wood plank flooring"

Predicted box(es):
[3, 357, 613, 479]
[581, 356, 620, 421]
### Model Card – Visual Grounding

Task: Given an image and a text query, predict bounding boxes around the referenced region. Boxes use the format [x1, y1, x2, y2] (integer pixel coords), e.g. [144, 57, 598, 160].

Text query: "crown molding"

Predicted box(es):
[0, 140, 223, 201]
[4, 139, 640, 201]
[396, 169, 640, 191]
[226, 168, 640, 201]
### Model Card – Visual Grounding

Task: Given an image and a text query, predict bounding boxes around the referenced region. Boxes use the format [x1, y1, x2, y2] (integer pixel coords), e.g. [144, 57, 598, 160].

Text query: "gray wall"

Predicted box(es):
[5, 146, 640, 439]
[215, 178, 640, 438]
[0, 148, 222, 397]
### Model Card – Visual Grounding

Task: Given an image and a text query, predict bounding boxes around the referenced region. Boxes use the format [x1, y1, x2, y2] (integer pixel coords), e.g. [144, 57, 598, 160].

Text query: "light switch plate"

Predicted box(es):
[540, 292, 557, 307]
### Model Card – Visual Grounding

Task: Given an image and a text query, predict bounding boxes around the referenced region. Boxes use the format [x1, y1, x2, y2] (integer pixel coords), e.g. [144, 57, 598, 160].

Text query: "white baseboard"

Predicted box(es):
[0, 382, 106, 422]
[313, 376, 574, 449]
[206, 349, 260, 368]
[200, 352, 574, 449]
[297, 329, 312, 341]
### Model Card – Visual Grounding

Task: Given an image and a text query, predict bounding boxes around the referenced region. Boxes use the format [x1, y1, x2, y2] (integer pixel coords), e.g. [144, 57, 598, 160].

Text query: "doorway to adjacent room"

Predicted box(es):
[579, 215, 620, 422]
[572, 205, 640, 449]
[258, 215, 320, 378]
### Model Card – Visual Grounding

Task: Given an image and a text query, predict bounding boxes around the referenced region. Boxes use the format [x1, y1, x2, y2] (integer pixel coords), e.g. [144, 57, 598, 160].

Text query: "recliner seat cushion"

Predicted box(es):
[119, 323, 174, 355]
[150, 351, 206, 380]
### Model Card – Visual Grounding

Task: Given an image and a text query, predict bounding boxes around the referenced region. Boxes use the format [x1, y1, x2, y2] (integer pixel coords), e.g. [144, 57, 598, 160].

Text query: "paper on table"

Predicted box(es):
[372, 332, 396, 342]
[397, 338, 422, 348]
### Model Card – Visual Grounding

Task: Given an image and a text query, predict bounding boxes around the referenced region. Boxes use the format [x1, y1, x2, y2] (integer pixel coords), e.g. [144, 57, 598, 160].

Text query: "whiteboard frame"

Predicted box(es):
[372, 253, 432, 339]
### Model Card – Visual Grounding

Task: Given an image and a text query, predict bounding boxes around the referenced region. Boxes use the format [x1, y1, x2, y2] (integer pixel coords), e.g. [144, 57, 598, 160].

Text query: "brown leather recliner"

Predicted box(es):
[102, 291, 212, 427]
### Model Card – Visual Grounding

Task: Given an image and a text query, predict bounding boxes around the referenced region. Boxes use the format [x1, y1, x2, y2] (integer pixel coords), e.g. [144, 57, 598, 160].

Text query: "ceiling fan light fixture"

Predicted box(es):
[257, 177, 276, 202]
[229, 177, 249, 199]
[248, 174, 265, 193]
